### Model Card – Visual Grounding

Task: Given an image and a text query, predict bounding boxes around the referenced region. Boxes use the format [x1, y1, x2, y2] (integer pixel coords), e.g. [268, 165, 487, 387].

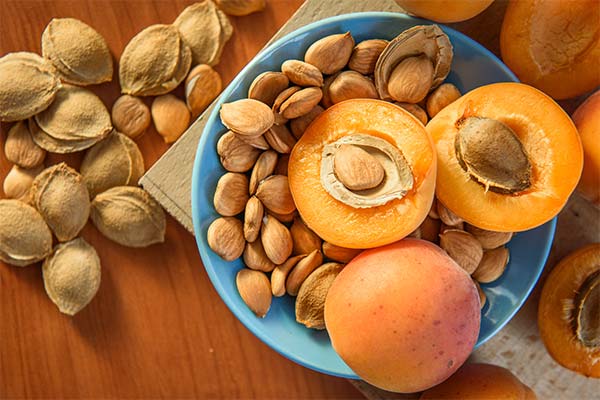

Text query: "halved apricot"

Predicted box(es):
[500, 0, 600, 100]
[420, 363, 537, 399]
[427, 82, 583, 232]
[288, 99, 436, 249]
[395, 0, 494, 23]
[572, 90, 600, 206]
[538, 243, 600, 378]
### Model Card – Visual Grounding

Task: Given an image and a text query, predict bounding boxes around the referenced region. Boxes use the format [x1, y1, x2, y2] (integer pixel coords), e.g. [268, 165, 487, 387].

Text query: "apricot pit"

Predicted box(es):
[455, 116, 531, 194]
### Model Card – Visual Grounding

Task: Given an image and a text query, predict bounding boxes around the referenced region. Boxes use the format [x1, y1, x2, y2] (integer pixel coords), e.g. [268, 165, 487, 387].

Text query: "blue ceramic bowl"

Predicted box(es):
[191, 12, 556, 379]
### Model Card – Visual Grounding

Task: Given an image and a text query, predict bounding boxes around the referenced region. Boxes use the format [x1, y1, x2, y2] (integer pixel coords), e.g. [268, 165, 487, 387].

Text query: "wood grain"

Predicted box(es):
[0, 1, 363, 398]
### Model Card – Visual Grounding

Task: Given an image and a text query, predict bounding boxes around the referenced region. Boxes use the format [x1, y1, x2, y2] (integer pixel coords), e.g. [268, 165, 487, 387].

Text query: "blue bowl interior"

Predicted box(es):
[192, 12, 556, 379]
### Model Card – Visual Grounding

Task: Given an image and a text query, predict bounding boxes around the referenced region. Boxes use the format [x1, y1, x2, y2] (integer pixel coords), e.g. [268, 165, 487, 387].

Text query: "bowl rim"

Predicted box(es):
[191, 11, 554, 379]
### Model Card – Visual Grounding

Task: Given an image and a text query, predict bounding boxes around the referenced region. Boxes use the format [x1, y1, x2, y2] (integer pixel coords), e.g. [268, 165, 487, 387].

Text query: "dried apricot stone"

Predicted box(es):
[30, 163, 90, 242]
[455, 116, 531, 194]
[91, 186, 166, 248]
[119, 24, 191, 96]
[538, 243, 600, 378]
[427, 82, 583, 232]
[42, 18, 113, 85]
[43, 238, 101, 316]
[289, 99, 436, 248]
[0, 199, 53, 267]
[0, 52, 60, 121]
[81, 131, 144, 198]
[500, 0, 600, 100]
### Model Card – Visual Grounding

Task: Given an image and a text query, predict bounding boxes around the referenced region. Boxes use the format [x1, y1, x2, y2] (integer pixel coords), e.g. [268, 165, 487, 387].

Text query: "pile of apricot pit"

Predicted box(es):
[206, 24, 585, 394]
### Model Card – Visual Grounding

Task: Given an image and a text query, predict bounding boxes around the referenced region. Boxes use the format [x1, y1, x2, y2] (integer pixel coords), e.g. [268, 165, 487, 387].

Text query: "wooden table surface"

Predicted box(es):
[0, 1, 364, 398]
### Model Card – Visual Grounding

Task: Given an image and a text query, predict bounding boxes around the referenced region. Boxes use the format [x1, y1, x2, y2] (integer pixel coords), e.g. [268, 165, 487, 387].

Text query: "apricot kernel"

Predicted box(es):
[321, 134, 414, 208]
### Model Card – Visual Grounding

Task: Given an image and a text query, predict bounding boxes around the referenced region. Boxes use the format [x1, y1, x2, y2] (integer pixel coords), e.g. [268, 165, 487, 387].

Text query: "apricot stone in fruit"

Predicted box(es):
[427, 82, 583, 232]
[420, 363, 537, 399]
[324, 239, 480, 393]
[572, 90, 600, 206]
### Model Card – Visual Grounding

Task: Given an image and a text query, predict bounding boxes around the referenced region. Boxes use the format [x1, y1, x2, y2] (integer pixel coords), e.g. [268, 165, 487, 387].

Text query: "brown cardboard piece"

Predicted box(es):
[140, 0, 600, 398]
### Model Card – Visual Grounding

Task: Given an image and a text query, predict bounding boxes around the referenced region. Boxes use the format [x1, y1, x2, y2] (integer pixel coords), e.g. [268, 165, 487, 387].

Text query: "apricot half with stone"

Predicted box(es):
[288, 99, 436, 249]
[538, 243, 600, 378]
[427, 82, 583, 232]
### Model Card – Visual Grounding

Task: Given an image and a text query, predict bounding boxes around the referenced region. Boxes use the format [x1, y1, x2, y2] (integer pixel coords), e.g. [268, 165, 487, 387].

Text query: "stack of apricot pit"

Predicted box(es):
[206, 23, 585, 393]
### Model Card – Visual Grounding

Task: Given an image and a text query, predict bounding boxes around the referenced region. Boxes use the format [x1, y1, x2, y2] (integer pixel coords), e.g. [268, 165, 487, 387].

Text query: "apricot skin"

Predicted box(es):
[420, 363, 537, 399]
[500, 0, 600, 100]
[538, 243, 600, 378]
[324, 239, 480, 393]
[572, 90, 600, 206]
[427, 82, 583, 232]
[395, 0, 494, 23]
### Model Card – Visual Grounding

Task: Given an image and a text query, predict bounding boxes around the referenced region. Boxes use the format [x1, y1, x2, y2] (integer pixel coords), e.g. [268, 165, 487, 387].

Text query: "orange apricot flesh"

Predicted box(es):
[395, 0, 494, 23]
[420, 363, 537, 399]
[538, 243, 600, 378]
[324, 239, 480, 393]
[288, 99, 436, 249]
[427, 82, 583, 232]
[500, 0, 600, 100]
[572, 90, 600, 205]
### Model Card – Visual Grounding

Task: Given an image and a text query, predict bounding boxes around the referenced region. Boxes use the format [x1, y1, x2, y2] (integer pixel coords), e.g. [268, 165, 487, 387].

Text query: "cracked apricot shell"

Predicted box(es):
[288, 99, 436, 249]
[538, 243, 600, 378]
[427, 82, 583, 232]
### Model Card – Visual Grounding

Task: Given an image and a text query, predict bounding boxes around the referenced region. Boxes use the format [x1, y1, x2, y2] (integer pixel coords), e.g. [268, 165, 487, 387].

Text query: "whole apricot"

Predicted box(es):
[500, 0, 600, 99]
[395, 0, 494, 23]
[324, 239, 480, 393]
[572, 90, 600, 206]
[420, 363, 537, 399]
[538, 243, 600, 378]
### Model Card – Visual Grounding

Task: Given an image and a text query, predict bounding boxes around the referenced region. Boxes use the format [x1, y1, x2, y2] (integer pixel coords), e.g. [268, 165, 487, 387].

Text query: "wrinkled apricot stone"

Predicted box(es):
[420, 363, 537, 399]
[500, 0, 600, 99]
[394, 0, 494, 23]
[572, 90, 600, 205]
[538, 243, 600, 378]
[325, 239, 480, 393]
[427, 82, 583, 232]
[289, 99, 436, 249]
